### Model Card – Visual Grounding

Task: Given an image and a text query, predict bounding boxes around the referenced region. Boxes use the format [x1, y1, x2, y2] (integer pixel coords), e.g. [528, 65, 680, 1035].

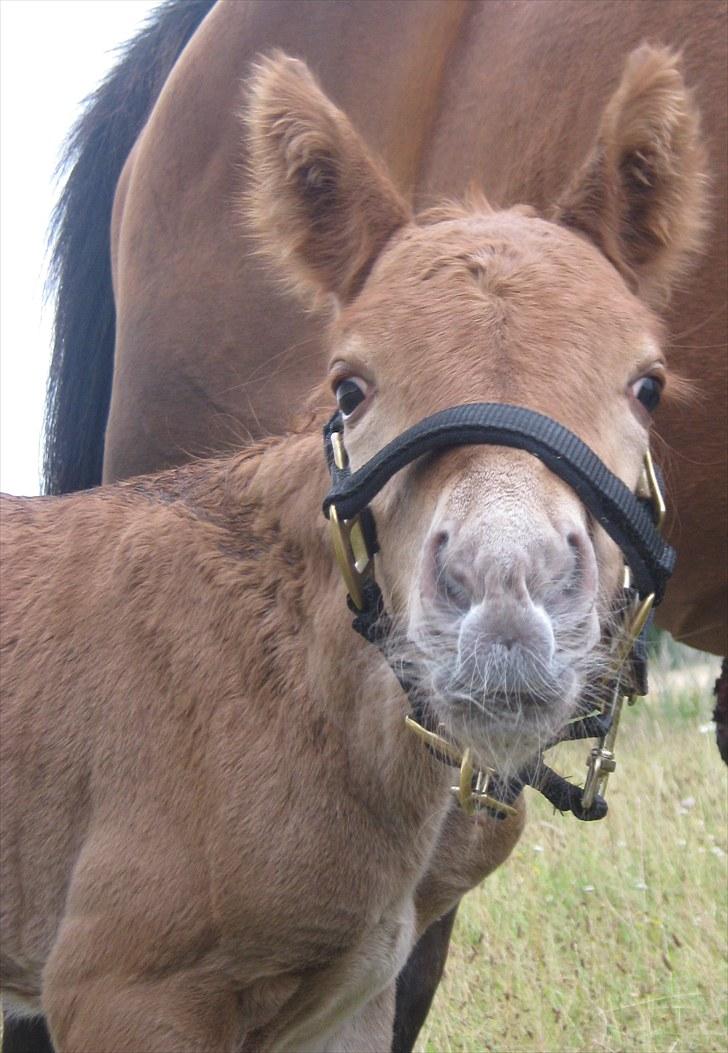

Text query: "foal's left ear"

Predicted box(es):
[244, 52, 411, 305]
[555, 46, 708, 307]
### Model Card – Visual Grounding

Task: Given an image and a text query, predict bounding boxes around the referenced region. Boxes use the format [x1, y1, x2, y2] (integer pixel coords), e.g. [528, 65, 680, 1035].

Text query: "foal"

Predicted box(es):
[1, 48, 705, 1051]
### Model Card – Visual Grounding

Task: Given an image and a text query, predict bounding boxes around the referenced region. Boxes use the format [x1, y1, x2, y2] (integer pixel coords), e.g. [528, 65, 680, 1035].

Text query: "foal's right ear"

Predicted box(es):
[555, 46, 708, 308]
[244, 52, 411, 305]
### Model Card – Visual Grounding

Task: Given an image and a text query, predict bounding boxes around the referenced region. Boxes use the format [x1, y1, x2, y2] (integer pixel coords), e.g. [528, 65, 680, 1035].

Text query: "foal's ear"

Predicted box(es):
[555, 46, 708, 306]
[244, 52, 411, 304]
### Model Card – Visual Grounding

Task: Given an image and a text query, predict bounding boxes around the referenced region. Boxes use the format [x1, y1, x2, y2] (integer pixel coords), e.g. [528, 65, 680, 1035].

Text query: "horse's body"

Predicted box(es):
[46, 0, 726, 656]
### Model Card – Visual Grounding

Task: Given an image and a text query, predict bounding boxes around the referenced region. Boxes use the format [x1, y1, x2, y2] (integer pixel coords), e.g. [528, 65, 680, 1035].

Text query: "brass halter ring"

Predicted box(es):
[327, 432, 372, 610]
[404, 716, 519, 816]
[580, 451, 666, 810]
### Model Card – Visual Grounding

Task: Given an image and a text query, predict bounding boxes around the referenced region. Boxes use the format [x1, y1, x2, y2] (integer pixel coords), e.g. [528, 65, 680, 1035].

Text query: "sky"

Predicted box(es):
[0, 0, 159, 496]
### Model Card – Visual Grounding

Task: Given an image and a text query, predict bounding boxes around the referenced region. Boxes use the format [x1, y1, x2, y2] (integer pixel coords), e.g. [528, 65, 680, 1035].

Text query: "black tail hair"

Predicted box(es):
[44, 0, 216, 494]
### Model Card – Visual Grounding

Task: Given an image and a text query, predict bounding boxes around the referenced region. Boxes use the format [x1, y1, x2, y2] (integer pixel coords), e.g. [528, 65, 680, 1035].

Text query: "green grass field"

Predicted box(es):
[417, 656, 727, 1053]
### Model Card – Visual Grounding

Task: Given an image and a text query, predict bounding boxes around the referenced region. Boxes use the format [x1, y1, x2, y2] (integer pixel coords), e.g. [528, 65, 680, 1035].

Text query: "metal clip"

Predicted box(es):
[328, 431, 374, 611]
[581, 684, 625, 811]
[329, 505, 372, 611]
[404, 717, 517, 817]
[637, 449, 666, 530]
[580, 588, 655, 810]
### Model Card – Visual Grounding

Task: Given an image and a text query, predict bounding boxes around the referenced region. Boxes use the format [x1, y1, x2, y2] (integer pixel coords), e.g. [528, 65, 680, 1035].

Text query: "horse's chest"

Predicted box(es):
[266, 897, 416, 1052]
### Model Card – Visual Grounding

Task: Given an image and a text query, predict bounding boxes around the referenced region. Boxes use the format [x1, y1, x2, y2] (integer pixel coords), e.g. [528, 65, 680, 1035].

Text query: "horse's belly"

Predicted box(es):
[271, 897, 416, 1053]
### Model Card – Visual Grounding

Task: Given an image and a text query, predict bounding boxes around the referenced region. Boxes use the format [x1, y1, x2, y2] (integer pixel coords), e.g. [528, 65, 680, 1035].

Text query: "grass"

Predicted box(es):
[416, 654, 727, 1053]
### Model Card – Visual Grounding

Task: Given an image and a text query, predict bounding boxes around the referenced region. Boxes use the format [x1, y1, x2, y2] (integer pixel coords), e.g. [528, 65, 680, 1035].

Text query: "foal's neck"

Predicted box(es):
[187, 429, 451, 829]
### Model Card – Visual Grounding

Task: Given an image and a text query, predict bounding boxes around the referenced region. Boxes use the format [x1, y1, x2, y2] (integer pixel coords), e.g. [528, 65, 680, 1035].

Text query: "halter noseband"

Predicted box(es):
[322, 403, 672, 822]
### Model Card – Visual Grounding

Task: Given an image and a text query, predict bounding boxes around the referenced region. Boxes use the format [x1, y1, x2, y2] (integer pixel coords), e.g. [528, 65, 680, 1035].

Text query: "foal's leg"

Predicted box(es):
[391, 907, 458, 1053]
[714, 658, 728, 764]
[320, 982, 396, 1053]
[392, 797, 526, 1051]
[41, 840, 244, 1052]
[1, 1015, 55, 1053]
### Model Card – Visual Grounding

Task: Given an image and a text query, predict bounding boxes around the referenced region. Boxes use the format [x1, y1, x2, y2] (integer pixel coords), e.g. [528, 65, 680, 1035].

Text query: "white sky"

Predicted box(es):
[0, 0, 159, 496]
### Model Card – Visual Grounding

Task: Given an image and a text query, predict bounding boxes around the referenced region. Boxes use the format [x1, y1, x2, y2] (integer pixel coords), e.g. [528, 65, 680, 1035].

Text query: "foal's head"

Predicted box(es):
[245, 48, 705, 771]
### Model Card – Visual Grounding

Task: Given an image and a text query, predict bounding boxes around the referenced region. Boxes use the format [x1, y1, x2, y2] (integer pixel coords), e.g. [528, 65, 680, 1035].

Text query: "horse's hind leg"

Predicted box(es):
[714, 658, 728, 765]
[391, 907, 458, 1053]
[1, 1015, 55, 1053]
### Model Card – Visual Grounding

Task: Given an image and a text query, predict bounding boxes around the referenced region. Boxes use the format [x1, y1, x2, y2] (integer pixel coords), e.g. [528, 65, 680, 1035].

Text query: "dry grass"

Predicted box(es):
[417, 657, 727, 1053]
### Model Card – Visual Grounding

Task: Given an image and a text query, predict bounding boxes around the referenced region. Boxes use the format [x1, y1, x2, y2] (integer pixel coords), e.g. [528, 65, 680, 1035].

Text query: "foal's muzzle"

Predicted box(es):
[321, 402, 672, 822]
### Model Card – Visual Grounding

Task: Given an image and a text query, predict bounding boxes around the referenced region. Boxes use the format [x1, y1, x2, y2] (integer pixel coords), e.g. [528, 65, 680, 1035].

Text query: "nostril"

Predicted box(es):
[431, 531, 450, 584]
[430, 530, 472, 614]
[566, 530, 584, 584]
[433, 530, 450, 553]
[441, 568, 471, 614]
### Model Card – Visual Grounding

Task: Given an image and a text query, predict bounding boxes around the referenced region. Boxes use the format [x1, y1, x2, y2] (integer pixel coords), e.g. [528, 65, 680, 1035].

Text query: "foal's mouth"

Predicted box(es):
[398, 618, 599, 770]
[431, 660, 580, 727]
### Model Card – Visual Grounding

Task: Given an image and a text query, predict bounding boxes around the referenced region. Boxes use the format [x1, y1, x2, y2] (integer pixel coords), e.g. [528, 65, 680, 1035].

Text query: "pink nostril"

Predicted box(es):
[431, 531, 449, 588]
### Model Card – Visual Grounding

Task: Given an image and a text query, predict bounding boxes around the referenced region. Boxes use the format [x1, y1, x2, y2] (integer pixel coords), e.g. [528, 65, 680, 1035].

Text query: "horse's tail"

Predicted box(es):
[44, 0, 216, 494]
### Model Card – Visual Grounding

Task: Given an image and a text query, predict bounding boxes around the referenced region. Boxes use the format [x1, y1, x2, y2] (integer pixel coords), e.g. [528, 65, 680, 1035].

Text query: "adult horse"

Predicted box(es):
[45, 0, 726, 659]
[2, 44, 710, 1050]
[27, 0, 725, 1050]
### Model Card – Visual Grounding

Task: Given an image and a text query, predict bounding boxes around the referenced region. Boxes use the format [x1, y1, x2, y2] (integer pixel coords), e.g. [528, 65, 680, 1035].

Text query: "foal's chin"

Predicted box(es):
[406, 625, 592, 777]
[433, 678, 580, 777]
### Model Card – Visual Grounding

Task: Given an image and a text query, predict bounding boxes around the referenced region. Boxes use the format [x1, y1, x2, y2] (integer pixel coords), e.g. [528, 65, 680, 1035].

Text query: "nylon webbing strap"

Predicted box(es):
[323, 403, 674, 603]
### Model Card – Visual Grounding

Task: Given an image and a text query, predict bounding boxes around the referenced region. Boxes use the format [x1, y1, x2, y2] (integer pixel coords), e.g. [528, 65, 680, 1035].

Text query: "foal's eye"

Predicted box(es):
[631, 376, 663, 414]
[335, 377, 368, 418]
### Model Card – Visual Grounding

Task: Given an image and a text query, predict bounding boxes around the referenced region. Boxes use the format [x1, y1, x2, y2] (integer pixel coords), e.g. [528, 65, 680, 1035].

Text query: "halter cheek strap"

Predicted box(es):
[322, 403, 672, 822]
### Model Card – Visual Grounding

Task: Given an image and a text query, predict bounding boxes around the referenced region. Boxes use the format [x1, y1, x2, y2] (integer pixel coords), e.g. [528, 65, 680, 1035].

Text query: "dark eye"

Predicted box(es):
[631, 376, 662, 414]
[335, 377, 367, 418]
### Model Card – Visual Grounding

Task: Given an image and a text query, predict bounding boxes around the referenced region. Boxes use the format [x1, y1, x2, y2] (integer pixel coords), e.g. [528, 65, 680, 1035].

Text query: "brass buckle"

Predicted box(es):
[404, 716, 518, 817]
[329, 506, 372, 611]
[580, 588, 654, 810]
[328, 431, 374, 611]
[581, 449, 661, 816]
[637, 449, 666, 530]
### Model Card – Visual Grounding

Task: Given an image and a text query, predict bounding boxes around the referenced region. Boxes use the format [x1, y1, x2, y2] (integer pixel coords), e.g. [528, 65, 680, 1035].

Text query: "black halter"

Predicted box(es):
[322, 402, 673, 822]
